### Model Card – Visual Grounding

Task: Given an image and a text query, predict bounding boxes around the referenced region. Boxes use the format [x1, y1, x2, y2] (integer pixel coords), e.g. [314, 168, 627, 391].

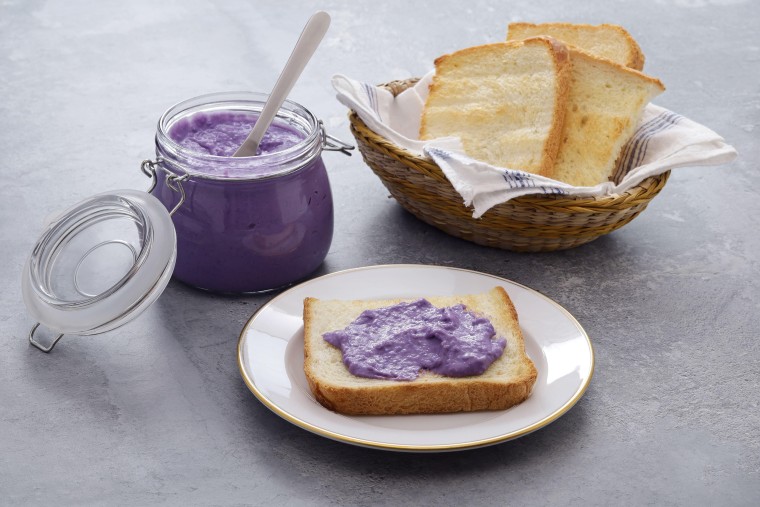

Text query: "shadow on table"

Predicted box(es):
[236, 374, 592, 478]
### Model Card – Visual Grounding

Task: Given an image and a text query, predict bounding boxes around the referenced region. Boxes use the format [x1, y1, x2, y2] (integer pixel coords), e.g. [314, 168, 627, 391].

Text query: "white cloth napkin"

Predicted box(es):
[333, 72, 738, 218]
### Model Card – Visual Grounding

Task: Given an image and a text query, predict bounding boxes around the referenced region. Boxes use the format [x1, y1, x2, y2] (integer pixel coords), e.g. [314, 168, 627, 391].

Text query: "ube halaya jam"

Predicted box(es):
[323, 299, 507, 381]
[168, 110, 304, 176]
[153, 96, 334, 293]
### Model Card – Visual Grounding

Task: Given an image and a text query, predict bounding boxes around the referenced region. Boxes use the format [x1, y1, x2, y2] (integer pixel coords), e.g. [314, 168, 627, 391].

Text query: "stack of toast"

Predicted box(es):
[420, 23, 665, 187]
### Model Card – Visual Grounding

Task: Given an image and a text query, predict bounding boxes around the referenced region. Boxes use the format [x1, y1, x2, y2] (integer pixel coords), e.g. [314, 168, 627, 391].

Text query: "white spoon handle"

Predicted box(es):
[233, 11, 331, 157]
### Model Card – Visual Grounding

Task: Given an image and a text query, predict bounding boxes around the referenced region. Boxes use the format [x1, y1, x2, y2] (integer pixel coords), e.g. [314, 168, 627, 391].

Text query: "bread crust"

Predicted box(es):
[507, 22, 646, 71]
[567, 45, 663, 91]
[535, 36, 571, 178]
[303, 287, 538, 416]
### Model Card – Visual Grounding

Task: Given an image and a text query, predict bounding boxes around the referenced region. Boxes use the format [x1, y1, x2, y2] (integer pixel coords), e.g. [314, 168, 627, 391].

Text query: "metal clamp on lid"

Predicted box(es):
[29, 323, 64, 353]
[319, 120, 354, 156]
[141, 159, 189, 216]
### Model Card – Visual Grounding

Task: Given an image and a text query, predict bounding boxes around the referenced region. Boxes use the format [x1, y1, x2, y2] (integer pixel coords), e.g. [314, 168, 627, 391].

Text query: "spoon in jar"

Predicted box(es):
[233, 11, 331, 157]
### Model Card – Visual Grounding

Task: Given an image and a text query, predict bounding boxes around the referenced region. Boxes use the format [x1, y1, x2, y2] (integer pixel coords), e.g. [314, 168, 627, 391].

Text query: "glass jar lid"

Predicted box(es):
[22, 189, 176, 346]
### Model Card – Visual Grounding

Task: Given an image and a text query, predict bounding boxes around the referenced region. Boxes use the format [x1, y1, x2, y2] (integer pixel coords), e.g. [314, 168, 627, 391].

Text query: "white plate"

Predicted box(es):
[237, 264, 594, 452]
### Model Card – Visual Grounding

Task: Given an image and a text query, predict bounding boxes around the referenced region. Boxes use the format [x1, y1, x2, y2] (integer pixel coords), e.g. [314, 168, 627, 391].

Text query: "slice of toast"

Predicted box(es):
[419, 37, 571, 177]
[303, 287, 537, 416]
[551, 48, 665, 187]
[507, 22, 645, 70]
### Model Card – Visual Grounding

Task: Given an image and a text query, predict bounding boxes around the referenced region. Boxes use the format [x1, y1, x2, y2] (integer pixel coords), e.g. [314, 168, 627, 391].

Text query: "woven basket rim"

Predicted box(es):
[347, 78, 670, 211]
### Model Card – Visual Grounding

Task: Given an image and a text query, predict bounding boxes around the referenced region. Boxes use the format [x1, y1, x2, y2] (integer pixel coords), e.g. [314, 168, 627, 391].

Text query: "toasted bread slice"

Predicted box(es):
[551, 48, 665, 186]
[507, 22, 645, 70]
[419, 37, 571, 177]
[303, 287, 537, 416]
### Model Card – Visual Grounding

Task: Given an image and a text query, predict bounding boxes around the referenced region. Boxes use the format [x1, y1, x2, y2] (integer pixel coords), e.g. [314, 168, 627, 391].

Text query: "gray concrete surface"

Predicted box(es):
[2, 0, 759, 505]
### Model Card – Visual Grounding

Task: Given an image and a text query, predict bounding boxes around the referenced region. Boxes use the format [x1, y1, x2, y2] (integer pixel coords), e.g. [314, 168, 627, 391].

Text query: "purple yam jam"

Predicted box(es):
[323, 299, 507, 381]
[156, 108, 332, 292]
[169, 111, 303, 158]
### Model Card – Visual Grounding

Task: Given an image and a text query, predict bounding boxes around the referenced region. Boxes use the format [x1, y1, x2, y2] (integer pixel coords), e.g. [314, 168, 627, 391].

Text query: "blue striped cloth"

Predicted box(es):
[333, 73, 737, 218]
[613, 109, 685, 184]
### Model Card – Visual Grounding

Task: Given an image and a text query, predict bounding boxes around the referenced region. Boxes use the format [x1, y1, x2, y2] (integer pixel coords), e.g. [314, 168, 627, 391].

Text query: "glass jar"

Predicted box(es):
[149, 92, 342, 293]
[22, 92, 352, 352]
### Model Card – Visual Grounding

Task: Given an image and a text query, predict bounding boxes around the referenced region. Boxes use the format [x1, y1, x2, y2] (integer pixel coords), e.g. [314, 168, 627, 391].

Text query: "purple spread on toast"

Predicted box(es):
[322, 299, 506, 381]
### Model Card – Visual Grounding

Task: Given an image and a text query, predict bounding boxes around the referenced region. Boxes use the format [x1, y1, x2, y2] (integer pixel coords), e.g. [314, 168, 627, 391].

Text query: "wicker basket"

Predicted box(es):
[348, 78, 670, 252]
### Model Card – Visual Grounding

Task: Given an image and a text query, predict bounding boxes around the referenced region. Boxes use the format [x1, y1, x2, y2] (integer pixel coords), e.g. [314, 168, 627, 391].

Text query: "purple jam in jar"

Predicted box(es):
[323, 299, 507, 380]
[169, 111, 304, 162]
[151, 92, 333, 293]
